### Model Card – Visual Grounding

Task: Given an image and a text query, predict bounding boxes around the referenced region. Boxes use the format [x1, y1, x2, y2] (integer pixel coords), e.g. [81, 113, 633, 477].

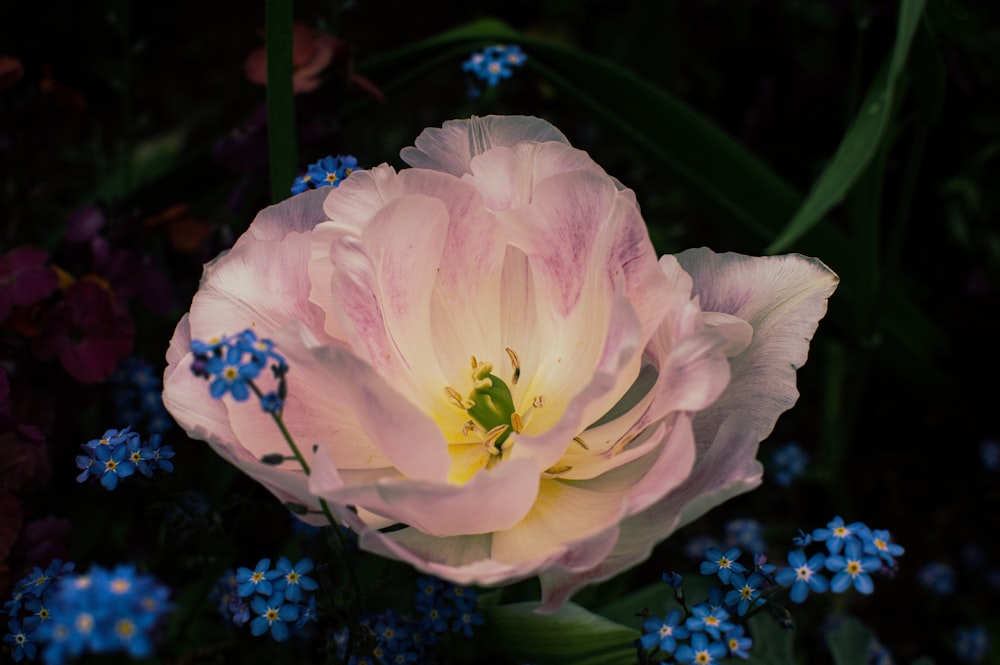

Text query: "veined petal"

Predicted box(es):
[240, 187, 332, 244]
[319, 457, 540, 537]
[511, 289, 643, 470]
[464, 141, 605, 211]
[537, 413, 760, 610]
[163, 350, 325, 522]
[190, 231, 334, 347]
[227, 322, 390, 471]
[499, 170, 671, 347]
[310, 345, 451, 482]
[676, 249, 838, 446]
[400, 115, 569, 177]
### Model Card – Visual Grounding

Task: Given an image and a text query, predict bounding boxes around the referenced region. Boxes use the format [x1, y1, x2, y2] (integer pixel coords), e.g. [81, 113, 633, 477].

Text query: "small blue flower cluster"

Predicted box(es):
[212, 557, 318, 642]
[3, 560, 75, 662]
[4, 563, 170, 664]
[331, 576, 483, 664]
[643, 518, 905, 663]
[291, 154, 363, 194]
[75, 426, 174, 490]
[190, 329, 288, 413]
[954, 625, 990, 664]
[108, 356, 173, 433]
[768, 441, 810, 487]
[462, 44, 527, 97]
[776, 516, 903, 602]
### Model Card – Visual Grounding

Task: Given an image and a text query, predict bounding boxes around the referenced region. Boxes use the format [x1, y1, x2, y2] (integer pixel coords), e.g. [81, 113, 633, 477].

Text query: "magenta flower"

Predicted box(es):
[163, 116, 837, 609]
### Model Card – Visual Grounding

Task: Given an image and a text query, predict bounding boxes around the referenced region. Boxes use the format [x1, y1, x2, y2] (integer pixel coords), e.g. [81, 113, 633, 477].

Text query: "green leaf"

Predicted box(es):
[483, 601, 639, 665]
[826, 615, 875, 665]
[766, 0, 927, 253]
[265, 0, 296, 204]
[356, 18, 800, 240]
[745, 612, 797, 665]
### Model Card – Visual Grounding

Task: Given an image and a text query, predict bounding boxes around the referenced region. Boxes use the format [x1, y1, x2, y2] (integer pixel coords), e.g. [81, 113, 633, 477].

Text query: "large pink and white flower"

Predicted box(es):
[163, 116, 837, 609]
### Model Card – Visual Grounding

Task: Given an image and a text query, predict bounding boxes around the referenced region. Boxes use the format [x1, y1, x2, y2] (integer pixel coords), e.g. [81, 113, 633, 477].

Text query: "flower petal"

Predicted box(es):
[400, 115, 569, 177]
[239, 187, 331, 244]
[317, 456, 540, 537]
[309, 344, 451, 482]
[675, 249, 838, 445]
[537, 413, 757, 609]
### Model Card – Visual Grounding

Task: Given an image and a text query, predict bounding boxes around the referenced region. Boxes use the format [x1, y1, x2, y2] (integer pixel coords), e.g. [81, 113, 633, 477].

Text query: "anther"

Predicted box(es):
[445, 387, 471, 409]
[505, 347, 521, 384]
[510, 412, 524, 434]
[533, 395, 545, 409]
[462, 420, 476, 437]
[483, 424, 509, 456]
[572, 436, 589, 451]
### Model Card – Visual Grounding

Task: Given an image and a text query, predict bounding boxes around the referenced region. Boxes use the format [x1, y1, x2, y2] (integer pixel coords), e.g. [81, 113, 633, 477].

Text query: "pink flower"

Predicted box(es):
[244, 23, 383, 100]
[163, 116, 837, 608]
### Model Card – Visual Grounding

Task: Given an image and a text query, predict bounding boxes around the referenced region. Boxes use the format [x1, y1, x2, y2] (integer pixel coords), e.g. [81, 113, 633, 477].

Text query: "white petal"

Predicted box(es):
[400, 115, 569, 176]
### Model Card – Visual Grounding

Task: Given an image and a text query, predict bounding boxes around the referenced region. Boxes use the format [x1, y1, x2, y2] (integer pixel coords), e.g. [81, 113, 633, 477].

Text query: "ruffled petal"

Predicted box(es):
[240, 187, 332, 244]
[309, 345, 452, 482]
[675, 249, 838, 447]
[463, 141, 605, 211]
[190, 231, 334, 346]
[537, 413, 757, 609]
[400, 115, 569, 177]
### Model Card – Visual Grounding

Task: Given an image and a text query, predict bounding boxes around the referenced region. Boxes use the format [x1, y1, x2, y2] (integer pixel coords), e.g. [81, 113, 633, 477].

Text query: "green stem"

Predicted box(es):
[265, 0, 297, 203]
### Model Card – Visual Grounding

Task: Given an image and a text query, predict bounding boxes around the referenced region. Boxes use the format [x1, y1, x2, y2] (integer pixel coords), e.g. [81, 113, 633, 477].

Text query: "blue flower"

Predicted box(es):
[451, 607, 484, 638]
[662, 571, 684, 588]
[205, 344, 259, 401]
[724, 519, 766, 554]
[917, 561, 956, 596]
[4, 619, 37, 662]
[862, 529, 904, 566]
[676, 632, 728, 664]
[980, 439, 1000, 471]
[700, 547, 747, 584]
[296, 155, 363, 193]
[724, 572, 766, 616]
[775, 549, 828, 603]
[35, 564, 170, 661]
[249, 592, 299, 641]
[769, 441, 809, 486]
[462, 44, 527, 89]
[725, 625, 753, 659]
[954, 625, 990, 663]
[640, 608, 688, 653]
[235, 559, 280, 598]
[685, 603, 733, 639]
[812, 516, 871, 555]
[824, 538, 882, 594]
[94, 441, 137, 490]
[147, 434, 175, 473]
[273, 557, 318, 602]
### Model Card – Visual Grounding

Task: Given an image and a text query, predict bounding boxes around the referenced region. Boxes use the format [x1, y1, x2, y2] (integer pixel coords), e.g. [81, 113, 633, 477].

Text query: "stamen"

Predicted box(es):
[445, 386, 472, 409]
[470, 355, 478, 369]
[483, 424, 509, 456]
[510, 412, 524, 434]
[543, 464, 572, 477]
[505, 347, 521, 384]
[573, 436, 589, 451]
[533, 395, 545, 408]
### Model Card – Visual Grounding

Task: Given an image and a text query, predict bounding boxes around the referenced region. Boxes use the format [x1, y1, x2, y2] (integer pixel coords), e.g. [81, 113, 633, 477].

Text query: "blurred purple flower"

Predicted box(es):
[32, 280, 135, 384]
[0, 246, 58, 322]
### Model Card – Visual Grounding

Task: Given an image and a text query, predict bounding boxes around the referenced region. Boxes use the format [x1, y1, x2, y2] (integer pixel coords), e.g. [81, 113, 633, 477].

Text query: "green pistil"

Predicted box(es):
[467, 372, 516, 451]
